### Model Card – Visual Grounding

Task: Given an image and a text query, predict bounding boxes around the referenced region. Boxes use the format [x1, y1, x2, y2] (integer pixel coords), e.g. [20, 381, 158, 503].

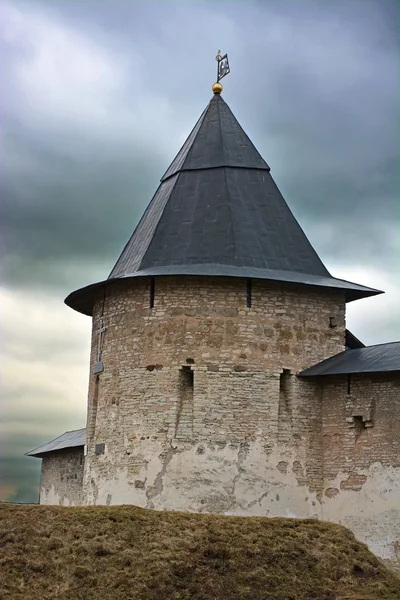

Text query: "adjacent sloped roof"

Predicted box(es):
[298, 342, 400, 377]
[65, 93, 382, 315]
[25, 428, 86, 458]
[345, 329, 365, 349]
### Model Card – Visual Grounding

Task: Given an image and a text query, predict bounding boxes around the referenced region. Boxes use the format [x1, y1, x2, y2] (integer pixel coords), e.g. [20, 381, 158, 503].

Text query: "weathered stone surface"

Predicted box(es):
[80, 275, 344, 518]
[40, 448, 84, 506]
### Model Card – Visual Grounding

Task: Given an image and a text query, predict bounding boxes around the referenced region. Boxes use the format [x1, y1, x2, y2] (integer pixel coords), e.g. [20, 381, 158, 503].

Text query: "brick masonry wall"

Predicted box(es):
[320, 373, 400, 572]
[40, 448, 85, 506]
[82, 276, 345, 517]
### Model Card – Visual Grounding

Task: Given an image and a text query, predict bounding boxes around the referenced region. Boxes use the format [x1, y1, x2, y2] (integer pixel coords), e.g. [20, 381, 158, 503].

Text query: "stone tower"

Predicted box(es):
[65, 86, 379, 513]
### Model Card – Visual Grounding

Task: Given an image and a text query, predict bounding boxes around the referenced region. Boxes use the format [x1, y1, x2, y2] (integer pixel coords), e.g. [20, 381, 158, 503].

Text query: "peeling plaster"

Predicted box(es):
[322, 463, 400, 565]
[84, 440, 321, 520]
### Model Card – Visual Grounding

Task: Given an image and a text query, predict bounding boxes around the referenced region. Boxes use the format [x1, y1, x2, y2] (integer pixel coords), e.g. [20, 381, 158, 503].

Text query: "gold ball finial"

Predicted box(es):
[212, 82, 223, 94]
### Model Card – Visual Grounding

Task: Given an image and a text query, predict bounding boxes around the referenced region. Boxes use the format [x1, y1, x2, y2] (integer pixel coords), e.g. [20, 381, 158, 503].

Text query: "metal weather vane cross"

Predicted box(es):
[216, 49, 230, 83]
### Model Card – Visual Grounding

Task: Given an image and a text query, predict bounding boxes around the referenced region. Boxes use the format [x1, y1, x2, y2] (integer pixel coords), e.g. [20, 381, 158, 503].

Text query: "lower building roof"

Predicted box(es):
[26, 428, 86, 458]
[298, 341, 400, 377]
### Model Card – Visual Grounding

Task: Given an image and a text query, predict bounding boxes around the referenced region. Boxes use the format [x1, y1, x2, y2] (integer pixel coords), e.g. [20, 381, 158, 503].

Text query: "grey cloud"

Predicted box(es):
[2, 0, 398, 295]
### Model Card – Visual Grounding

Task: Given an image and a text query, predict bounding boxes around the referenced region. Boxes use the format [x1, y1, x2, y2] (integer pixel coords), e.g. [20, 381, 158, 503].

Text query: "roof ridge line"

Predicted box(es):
[218, 98, 238, 264]
[334, 341, 400, 352]
[364, 340, 400, 348]
[162, 164, 271, 182]
[160, 101, 210, 182]
[23, 430, 73, 456]
[108, 181, 164, 279]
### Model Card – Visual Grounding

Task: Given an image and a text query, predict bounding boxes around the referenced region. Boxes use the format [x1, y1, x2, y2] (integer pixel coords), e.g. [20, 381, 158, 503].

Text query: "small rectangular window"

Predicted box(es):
[353, 416, 365, 435]
[95, 443, 105, 455]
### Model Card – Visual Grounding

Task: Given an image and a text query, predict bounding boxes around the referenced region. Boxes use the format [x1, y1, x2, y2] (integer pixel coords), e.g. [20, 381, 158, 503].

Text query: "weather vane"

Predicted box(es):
[213, 50, 230, 94]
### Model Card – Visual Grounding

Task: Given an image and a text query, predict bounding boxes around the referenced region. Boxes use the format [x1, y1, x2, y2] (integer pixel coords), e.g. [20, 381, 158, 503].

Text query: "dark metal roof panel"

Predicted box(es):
[25, 428, 86, 457]
[298, 342, 400, 376]
[112, 167, 331, 278]
[161, 95, 269, 180]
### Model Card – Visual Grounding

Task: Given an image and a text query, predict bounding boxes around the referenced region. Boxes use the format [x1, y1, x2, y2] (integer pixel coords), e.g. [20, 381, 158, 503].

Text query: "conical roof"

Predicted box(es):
[65, 93, 381, 315]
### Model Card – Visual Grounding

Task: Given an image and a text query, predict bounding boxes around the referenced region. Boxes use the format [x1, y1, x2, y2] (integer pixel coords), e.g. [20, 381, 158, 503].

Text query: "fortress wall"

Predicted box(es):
[321, 373, 400, 572]
[82, 276, 344, 515]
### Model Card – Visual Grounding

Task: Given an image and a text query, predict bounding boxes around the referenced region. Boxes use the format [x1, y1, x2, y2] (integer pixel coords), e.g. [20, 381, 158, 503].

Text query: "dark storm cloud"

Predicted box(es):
[1, 0, 398, 295]
[3, 120, 162, 289]
[237, 1, 399, 270]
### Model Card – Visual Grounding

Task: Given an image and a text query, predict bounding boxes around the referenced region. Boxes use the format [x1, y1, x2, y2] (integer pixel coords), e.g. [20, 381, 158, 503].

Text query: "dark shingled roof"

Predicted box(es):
[298, 342, 400, 377]
[26, 428, 86, 458]
[65, 93, 382, 315]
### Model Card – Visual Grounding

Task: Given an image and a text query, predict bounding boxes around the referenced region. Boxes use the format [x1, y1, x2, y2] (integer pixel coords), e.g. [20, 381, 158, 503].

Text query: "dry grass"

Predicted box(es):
[0, 504, 399, 600]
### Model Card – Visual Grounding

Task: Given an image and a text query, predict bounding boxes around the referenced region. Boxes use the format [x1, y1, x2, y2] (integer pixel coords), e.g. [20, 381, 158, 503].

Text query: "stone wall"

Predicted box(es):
[40, 448, 85, 506]
[82, 276, 345, 514]
[320, 373, 400, 572]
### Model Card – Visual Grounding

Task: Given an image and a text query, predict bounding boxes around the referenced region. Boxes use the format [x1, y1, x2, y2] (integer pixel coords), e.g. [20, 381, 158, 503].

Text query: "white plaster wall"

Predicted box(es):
[322, 463, 400, 569]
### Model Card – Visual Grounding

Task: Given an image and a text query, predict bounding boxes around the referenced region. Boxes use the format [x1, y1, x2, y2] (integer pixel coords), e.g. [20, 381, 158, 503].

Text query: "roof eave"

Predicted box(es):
[299, 367, 400, 378]
[298, 342, 400, 377]
[65, 266, 382, 316]
[25, 428, 86, 457]
[25, 443, 85, 459]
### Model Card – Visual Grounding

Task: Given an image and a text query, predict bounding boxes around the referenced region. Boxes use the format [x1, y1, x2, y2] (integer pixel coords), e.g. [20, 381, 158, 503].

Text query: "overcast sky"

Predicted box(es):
[1, 0, 399, 502]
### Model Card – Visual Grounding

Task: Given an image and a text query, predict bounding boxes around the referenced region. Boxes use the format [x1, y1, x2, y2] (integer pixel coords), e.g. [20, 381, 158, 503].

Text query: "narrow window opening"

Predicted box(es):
[175, 366, 194, 440]
[181, 365, 194, 388]
[347, 375, 351, 395]
[329, 316, 337, 328]
[95, 443, 105, 455]
[149, 277, 155, 309]
[278, 369, 292, 443]
[279, 369, 291, 396]
[246, 279, 252, 308]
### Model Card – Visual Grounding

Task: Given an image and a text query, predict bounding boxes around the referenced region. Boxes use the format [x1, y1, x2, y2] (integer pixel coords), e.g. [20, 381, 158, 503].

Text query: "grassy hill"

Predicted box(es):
[0, 504, 399, 600]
